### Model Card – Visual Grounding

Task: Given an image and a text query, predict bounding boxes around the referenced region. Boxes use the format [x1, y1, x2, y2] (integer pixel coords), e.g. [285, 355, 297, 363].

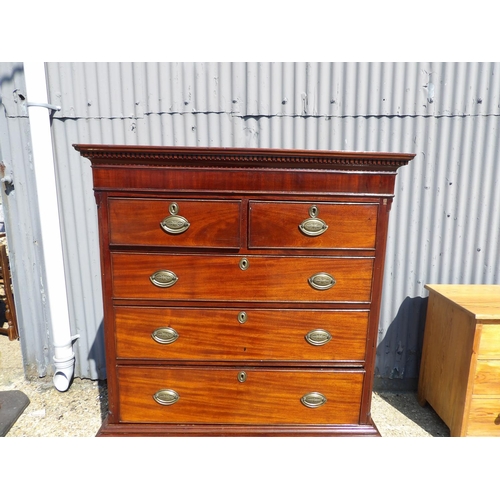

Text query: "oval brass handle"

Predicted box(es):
[153, 389, 179, 406]
[152, 327, 179, 345]
[308, 272, 336, 290]
[160, 214, 190, 234]
[150, 270, 178, 288]
[299, 217, 328, 237]
[305, 329, 332, 346]
[300, 392, 327, 408]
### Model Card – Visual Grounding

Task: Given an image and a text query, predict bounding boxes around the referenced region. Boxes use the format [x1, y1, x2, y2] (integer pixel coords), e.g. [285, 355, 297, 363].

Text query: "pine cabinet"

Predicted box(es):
[418, 284, 500, 437]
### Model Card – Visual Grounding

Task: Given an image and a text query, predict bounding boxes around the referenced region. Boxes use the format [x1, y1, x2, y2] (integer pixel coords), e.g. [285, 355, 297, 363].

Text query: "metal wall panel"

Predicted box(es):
[43, 62, 500, 386]
[47, 62, 500, 119]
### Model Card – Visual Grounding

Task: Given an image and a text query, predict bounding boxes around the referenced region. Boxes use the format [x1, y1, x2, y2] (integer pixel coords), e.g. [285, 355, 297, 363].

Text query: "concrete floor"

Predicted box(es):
[0, 334, 450, 437]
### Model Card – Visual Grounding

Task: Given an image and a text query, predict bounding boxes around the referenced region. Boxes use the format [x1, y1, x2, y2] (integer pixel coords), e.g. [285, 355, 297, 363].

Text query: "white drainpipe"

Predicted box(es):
[23, 62, 78, 392]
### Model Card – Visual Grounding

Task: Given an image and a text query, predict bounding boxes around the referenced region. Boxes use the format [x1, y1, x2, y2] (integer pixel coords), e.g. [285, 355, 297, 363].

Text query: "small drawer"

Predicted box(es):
[473, 360, 500, 395]
[114, 306, 369, 362]
[477, 324, 500, 359]
[108, 198, 241, 248]
[111, 253, 374, 303]
[467, 398, 500, 436]
[117, 366, 364, 425]
[248, 201, 378, 250]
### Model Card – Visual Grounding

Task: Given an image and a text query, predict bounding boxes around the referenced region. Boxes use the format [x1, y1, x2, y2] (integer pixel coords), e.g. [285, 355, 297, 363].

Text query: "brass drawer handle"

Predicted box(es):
[305, 329, 332, 346]
[308, 272, 336, 290]
[301, 392, 327, 408]
[151, 327, 179, 345]
[160, 214, 190, 234]
[299, 205, 328, 236]
[160, 202, 190, 234]
[150, 270, 178, 288]
[299, 217, 328, 237]
[153, 389, 179, 406]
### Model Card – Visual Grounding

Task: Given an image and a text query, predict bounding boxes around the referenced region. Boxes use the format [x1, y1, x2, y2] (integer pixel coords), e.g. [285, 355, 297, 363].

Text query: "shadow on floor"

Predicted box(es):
[97, 380, 108, 424]
[375, 391, 450, 437]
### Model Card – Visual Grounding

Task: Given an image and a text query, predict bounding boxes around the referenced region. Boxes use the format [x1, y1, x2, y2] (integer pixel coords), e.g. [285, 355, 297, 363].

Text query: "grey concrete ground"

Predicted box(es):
[0, 334, 450, 437]
[0, 335, 107, 437]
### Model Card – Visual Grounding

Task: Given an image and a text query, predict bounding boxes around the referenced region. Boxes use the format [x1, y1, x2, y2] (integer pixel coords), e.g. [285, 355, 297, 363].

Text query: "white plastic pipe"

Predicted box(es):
[23, 62, 78, 392]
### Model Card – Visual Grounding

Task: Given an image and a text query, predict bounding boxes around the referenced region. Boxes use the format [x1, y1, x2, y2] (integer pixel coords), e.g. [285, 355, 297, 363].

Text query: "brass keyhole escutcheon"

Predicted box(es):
[309, 205, 318, 218]
[169, 202, 179, 215]
[237, 371, 247, 383]
[237, 311, 247, 324]
[239, 258, 249, 270]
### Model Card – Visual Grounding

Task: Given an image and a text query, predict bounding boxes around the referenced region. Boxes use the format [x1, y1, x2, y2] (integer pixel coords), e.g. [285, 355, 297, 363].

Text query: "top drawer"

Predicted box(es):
[477, 324, 500, 359]
[248, 201, 378, 250]
[108, 198, 241, 248]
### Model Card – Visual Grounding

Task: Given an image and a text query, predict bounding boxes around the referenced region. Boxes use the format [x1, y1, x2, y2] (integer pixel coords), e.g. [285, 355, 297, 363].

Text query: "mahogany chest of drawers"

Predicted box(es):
[74, 144, 414, 437]
[418, 284, 500, 437]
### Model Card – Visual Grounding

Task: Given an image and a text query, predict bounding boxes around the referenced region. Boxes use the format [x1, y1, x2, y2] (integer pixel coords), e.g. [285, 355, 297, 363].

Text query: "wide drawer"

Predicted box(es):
[248, 201, 378, 249]
[473, 360, 500, 395]
[108, 198, 241, 248]
[111, 254, 374, 303]
[117, 366, 364, 424]
[467, 398, 500, 436]
[114, 307, 368, 362]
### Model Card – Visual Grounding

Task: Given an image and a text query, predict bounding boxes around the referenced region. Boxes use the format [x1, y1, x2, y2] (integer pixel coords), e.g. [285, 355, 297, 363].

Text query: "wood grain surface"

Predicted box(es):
[467, 399, 500, 436]
[109, 198, 241, 248]
[111, 253, 374, 302]
[114, 306, 369, 362]
[249, 201, 378, 249]
[118, 366, 364, 425]
[419, 285, 500, 436]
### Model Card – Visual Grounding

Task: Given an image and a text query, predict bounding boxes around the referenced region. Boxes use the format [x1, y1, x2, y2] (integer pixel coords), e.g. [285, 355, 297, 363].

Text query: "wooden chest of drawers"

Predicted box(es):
[418, 285, 500, 437]
[74, 145, 414, 437]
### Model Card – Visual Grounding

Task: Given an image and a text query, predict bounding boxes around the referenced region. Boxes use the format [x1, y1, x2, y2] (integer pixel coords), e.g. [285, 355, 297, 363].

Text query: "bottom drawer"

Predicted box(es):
[467, 399, 500, 436]
[118, 367, 364, 425]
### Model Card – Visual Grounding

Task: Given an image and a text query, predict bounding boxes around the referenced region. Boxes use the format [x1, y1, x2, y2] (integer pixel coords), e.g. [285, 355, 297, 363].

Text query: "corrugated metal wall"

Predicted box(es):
[42, 62, 500, 387]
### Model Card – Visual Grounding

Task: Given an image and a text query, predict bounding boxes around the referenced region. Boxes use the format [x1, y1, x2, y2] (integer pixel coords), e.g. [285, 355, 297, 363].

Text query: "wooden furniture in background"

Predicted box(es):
[418, 284, 500, 437]
[75, 144, 414, 437]
[0, 239, 18, 341]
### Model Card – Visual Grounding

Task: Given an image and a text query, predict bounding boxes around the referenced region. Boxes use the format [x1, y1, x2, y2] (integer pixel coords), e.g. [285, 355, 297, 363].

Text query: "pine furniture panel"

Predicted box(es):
[418, 284, 500, 437]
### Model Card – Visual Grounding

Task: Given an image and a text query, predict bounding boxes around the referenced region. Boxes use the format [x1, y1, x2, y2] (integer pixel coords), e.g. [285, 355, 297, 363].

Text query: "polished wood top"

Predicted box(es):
[425, 284, 500, 319]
